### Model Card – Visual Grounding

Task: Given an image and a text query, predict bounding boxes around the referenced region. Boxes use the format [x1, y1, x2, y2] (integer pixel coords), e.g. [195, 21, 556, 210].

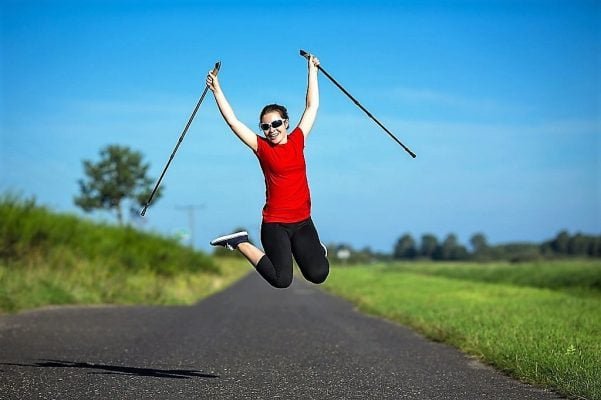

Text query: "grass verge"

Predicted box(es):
[323, 261, 601, 400]
[0, 194, 251, 314]
[0, 257, 250, 314]
[1, 194, 217, 276]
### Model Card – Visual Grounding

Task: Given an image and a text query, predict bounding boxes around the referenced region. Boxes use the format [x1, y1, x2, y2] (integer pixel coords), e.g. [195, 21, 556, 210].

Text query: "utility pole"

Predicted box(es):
[175, 204, 205, 248]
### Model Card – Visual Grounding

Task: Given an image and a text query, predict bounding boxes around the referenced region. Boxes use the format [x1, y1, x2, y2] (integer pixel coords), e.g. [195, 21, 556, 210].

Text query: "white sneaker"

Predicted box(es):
[210, 231, 249, 251]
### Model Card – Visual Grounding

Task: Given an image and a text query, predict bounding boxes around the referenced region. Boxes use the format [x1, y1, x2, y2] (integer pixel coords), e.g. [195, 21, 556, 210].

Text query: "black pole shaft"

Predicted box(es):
[300, 50, 416, 158]
[141, 61, 221, 216]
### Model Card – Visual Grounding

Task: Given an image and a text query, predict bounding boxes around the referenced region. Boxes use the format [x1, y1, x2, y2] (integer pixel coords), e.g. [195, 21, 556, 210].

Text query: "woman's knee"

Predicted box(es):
[309, 269, 329, 284]
[271, 275, 293, 289]
[302, 261, 329, 284]
[256, 255, 293, 289]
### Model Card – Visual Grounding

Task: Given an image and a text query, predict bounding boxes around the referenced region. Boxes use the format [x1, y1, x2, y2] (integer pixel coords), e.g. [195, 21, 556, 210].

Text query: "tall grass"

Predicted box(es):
[0, 257, 249, 313]
[1, 193, 217, 275]
[0, 194, 249, 313]
[324, 261, 601, 400]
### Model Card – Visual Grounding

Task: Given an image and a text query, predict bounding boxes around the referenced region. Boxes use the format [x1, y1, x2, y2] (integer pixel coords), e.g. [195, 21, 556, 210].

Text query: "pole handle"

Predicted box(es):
[212, 61, 221, 75]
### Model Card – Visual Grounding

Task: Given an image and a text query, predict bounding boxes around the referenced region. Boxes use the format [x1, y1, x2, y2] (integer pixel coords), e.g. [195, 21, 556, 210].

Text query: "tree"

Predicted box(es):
[567, 233, 588, 256]
[435, 233, 468, 260]
[74, 145, 161, 224]
[420, 234, 438, 259]
[550, 230, 570, 255]
[588, 236, 601, 257]
[394, 233, 417, 259]
[470, 232, 489, 259]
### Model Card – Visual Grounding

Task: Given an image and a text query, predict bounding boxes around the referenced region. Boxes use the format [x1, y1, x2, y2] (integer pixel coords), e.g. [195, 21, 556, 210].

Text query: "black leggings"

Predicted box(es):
[256, 218, 329, 288]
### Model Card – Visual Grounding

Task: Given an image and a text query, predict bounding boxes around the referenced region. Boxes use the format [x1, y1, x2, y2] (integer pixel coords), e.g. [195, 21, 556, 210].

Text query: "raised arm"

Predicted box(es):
[207, 71, 258, 151]
[297, 55, 320, 138]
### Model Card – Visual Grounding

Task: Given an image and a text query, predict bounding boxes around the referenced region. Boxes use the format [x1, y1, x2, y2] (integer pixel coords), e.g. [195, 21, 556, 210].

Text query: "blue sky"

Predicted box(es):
[1, 0, 599, 252]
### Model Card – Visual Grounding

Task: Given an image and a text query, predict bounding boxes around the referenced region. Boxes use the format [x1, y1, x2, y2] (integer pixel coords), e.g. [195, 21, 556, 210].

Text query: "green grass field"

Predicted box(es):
[323, 261, 601, 400]
[0, 195, 250, 314]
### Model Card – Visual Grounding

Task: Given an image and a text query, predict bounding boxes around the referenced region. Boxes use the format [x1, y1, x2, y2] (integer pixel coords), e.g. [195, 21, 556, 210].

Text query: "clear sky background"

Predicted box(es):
[2, 0, 599, 253]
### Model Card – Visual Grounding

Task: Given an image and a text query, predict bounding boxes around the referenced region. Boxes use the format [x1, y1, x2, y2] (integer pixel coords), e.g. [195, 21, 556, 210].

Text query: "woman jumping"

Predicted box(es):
[206, 54, 329, 288]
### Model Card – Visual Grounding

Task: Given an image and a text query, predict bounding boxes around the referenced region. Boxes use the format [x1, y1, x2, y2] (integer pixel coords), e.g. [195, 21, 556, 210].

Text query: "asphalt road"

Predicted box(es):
[0, 273, 563, 399]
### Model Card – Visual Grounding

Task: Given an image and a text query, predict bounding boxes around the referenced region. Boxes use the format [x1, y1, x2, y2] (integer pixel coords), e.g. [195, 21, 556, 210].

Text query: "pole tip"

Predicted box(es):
[299, 49, 310, 59]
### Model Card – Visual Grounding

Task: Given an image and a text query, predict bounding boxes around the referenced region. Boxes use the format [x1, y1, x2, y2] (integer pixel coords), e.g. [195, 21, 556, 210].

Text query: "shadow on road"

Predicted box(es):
[2, 359, 219, 380]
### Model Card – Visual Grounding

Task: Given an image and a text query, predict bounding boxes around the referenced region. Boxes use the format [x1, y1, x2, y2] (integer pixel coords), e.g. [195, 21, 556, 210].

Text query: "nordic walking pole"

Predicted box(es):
[141, 61, 221, 217]
[300, 50, 416, 158]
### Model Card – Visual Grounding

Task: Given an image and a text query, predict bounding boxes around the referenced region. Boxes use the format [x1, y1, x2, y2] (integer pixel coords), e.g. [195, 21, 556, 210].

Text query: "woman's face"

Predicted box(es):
[260, 111, 288, 145]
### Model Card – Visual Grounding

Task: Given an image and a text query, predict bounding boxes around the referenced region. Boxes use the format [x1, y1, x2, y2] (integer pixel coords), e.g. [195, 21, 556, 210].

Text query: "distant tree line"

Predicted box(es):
[325, 230, 601, 264]
[393, 230, 601, 262]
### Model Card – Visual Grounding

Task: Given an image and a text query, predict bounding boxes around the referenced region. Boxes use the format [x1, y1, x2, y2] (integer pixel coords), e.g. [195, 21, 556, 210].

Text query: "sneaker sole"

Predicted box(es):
[210, 231, 249, 246]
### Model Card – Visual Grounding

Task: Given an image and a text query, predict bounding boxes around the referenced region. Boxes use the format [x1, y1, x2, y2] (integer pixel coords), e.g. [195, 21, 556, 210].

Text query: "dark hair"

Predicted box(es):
[260, 104, 289, 121]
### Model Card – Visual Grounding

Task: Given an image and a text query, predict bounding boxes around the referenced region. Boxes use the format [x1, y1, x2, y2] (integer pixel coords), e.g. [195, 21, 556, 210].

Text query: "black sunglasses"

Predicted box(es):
[260, 119, 286, 131]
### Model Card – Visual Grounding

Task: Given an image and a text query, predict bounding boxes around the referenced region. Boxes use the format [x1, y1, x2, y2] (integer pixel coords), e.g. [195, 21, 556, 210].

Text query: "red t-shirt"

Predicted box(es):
[255, 127, 311, 223]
